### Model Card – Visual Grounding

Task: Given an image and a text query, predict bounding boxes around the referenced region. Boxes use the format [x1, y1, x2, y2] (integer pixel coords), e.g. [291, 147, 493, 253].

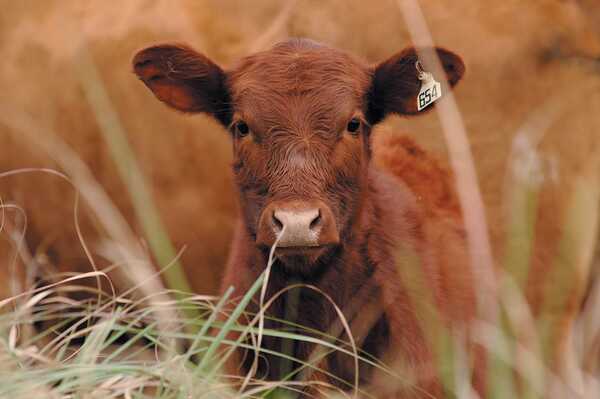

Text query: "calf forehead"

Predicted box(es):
[228, 41, 371, 109]
[235, 92, 356, 137]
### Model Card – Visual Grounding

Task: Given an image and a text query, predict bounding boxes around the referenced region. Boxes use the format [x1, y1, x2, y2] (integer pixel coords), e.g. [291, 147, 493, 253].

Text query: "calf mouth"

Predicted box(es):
[275, 245, 327, 256]
[264, 244, 336, 267]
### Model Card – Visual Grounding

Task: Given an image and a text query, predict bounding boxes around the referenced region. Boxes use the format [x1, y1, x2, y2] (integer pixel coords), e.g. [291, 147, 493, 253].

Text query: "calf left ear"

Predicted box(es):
[367, 47, 465, 124]
[132, 44, 231, 126]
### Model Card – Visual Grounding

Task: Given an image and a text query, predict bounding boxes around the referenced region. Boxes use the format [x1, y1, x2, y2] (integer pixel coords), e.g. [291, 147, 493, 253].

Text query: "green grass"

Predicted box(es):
[0, 271, 397, 398]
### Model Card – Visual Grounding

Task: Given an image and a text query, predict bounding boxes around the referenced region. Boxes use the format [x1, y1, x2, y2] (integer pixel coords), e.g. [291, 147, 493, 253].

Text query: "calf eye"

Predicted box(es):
[235, 121, 250, 137]
[346, 117, 361, 134]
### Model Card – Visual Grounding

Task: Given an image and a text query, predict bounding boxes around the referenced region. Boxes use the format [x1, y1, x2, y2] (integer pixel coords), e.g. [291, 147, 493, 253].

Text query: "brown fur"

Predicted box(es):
[374, 134, 461, 218]
[133, 39, 480, 397]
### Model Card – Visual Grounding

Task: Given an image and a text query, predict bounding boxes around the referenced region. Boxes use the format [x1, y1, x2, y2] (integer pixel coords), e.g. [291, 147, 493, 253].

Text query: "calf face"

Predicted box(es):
[132, 39, 464, 269]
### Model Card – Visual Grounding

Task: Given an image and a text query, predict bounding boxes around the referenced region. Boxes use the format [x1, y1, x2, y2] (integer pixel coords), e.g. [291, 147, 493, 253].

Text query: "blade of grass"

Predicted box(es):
[75, 45, 195, 315]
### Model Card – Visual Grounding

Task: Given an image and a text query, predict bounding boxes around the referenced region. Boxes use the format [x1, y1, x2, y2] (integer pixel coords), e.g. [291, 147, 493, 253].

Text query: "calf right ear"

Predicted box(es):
[132, 44, 231, 126]
[367, 47, 465, 124]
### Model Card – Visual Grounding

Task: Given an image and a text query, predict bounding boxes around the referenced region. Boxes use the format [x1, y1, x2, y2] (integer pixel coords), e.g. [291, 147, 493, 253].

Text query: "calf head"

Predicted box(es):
[132, 39, 464, 269]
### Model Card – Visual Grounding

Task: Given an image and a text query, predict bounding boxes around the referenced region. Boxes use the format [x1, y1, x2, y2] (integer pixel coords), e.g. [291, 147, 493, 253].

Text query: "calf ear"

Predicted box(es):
[367, 47, 465, 124]
[132, 44, 231, 126]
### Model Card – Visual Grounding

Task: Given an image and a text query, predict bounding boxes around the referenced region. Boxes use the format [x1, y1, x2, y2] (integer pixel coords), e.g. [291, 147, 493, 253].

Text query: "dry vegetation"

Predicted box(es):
[0, 0, 599, 397]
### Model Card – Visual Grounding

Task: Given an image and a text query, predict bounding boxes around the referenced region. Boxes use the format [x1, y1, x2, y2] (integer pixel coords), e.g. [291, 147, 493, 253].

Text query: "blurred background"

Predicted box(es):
[0, 0, 599, 313]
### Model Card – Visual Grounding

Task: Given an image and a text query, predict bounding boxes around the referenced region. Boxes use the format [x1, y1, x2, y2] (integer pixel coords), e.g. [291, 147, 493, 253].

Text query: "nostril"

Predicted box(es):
[272, 211, 284, 232]
[309, 209, 322, 231]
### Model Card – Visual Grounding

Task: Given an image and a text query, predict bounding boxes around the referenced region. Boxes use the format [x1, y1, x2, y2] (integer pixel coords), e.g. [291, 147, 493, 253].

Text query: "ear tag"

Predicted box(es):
[416, 61, 442, 111]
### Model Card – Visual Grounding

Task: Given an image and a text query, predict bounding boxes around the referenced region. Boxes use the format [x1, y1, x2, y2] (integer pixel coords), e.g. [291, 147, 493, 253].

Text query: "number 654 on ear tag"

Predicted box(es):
[416, 61, 442, 112]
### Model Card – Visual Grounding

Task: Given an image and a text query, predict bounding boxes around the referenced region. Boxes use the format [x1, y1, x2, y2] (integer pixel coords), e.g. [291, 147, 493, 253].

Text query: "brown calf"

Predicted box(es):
[132, 39, 480, 397]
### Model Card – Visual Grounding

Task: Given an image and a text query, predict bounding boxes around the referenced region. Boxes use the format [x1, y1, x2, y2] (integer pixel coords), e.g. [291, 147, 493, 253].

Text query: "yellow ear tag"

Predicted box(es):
[416, 60, 442, 111]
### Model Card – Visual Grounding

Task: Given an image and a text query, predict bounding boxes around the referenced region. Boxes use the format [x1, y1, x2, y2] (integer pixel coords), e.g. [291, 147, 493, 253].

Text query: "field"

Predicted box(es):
[0, 1, 599, 397]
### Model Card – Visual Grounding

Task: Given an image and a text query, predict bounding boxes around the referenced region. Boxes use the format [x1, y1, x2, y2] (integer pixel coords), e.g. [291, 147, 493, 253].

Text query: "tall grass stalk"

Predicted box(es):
[75, 46, 195, 315]
[397, 0, 498, 323]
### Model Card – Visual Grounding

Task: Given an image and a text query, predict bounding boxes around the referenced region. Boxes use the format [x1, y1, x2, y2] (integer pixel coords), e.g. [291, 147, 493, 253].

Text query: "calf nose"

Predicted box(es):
[256, 200, 339, 248]
[272, 208, 321, 247]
